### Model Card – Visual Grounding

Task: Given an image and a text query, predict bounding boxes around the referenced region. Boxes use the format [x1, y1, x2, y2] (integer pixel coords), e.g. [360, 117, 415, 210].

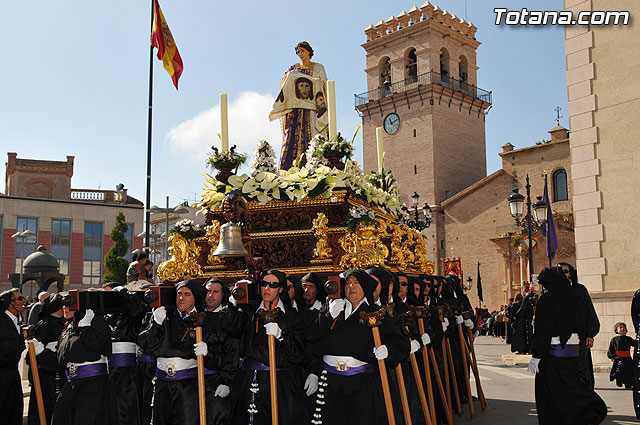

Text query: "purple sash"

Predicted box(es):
[204, 367, 218, 376]
[66, 363, 107, 381]
[155, 366, 198, 381]
[137, 354, 156, 364]
[242, 358, 288, 372]
[324, 362, 374, 376]
[109, 353, 137, 368]
[548, 343, 579, 358]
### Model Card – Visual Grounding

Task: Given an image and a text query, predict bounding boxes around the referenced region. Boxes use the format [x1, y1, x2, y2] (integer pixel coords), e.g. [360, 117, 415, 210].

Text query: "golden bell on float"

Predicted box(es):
[213, 222, 249, 257]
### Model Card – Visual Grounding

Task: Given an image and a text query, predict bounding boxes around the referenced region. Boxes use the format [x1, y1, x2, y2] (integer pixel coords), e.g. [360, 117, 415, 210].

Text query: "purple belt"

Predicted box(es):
[66, 363, 108, 381]
[549, 343, 580, 358]
[155, 366, 198, 381]
[138, 354, 156, 364]
[242, 358, 287, 371]
[109, 353, 137, 368]
[324, 362, 375, 376]
[204, 367, 218, 376]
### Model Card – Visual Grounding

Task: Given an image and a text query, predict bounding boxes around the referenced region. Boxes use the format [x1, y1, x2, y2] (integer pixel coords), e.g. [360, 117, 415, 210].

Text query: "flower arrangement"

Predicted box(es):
[206, 145, 246, 171]
[309, 133, 355, 159]
[511, 234, 538, 252]
[199, 160, 404, 217]
[346, 205, 376, 231]
[168, 218, 206, 240]
[367, 167, 398, 196]
[251, 139, 277, 176]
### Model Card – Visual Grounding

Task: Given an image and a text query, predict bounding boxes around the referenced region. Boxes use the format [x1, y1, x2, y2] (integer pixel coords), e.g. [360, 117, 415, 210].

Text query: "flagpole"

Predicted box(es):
[544, 175, 552, 267]
[144, 0, 154, 253]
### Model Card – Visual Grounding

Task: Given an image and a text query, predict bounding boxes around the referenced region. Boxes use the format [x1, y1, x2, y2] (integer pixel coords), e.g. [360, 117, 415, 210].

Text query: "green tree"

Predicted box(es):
[103, 211, 130, 285]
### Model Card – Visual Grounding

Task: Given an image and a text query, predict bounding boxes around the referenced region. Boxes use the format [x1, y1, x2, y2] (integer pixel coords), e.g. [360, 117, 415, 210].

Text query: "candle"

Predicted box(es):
[327, 80, 337, 141]
[376, 126, 384, 172]
[220, 93, 229, 152]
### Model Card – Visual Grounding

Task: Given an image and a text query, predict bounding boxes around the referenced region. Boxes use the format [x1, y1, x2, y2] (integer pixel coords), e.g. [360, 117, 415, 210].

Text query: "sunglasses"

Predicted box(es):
[12, 296, 25, 301]
[399, 282, 409, 287]
[259, 280, 280, 289]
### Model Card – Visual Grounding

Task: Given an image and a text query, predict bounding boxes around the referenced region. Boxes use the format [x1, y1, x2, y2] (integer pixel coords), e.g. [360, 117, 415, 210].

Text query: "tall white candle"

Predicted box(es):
[220, 93, 229, 152]
[376, 127, 384, 172]
[327, 80, 337, 141]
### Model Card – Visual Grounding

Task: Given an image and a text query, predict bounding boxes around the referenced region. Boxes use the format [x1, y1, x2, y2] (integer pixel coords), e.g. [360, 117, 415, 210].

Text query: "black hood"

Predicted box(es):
[261, 269, 291, 308]
[301, 272, 327, 303]
[344, 269, 377, 306]
[366, 267, 393, 305]
[176, 279, 207, 312]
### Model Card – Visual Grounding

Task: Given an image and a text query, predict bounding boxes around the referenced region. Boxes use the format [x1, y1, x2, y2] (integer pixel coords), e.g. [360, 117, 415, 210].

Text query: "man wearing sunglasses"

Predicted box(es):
[0, 288, 26, 425]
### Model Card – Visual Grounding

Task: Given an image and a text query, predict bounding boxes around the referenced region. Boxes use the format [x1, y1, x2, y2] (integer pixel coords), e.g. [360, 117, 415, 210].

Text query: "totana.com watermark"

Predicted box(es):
[494, 8, 630, 26]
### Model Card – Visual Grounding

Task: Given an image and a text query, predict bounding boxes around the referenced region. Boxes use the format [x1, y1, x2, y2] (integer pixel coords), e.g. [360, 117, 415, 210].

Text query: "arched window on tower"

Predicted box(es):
[379, 57, 391, 98]
[405, 48, 417, 84]
[440, 48, 450, 83]
[459, 55, 469, 92]
[553, 169, 568, 201]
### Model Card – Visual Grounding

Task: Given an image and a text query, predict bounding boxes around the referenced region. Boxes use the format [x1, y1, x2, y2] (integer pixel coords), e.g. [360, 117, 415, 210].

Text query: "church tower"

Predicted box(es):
[356, 3, 492, 267]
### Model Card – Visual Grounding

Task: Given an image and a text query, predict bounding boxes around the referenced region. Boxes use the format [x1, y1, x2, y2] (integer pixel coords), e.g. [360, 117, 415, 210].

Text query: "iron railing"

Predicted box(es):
[354, 70, 492, 107]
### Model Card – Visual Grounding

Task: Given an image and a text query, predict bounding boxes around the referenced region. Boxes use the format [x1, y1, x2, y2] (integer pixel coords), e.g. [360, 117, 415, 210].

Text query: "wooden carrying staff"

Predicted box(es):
[462, 311, 487, 409]
[23, 326, 47, 425]
[435, 306, 462, 416]
[452, 309, 474, 418]
[400, 310, 434, 425]
[360, 308, 396, 425]
[190, 313, 208, 425]
[411, 306, 453, 425]
[258, 306, 282, 425]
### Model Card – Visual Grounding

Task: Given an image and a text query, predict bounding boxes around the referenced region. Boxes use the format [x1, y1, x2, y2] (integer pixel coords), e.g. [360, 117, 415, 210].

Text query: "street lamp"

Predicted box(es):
[11, 228, 36, 293]
[462, 276, 473, 291]
[401, 192, 432, 231]
[507, 174, 547, 281]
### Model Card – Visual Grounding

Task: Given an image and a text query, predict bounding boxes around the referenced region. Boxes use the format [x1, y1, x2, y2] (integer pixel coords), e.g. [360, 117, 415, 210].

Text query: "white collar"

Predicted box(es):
[345, 298, 368, 319]
[401, 296, 407, 304]
[179, 306, 197, 317]
[309, 300, 322, 311]
[292, 300, 298, 311]
[258, 299, 286, 313]
[374, 299, 382, 306]
[210, 304, 224, 313]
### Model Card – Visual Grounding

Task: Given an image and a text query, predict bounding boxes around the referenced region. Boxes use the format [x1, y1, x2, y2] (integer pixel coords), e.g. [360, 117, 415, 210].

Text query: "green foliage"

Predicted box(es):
[103, 211, 130, 285]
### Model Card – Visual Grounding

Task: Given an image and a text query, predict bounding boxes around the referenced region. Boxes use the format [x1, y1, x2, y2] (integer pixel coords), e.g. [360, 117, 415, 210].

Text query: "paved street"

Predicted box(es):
[21, 336, 638, 424]
[454, 336, 638, 425]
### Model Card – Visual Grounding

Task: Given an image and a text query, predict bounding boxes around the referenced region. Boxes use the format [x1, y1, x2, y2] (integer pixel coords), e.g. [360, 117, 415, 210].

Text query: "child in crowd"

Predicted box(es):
[607, 322, 636, 389]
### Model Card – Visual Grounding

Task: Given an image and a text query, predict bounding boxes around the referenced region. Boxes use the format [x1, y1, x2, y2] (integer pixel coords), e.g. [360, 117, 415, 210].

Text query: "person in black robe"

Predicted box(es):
[631, 289, 640, 418]
[528, 266, 606, 425]
[309, 269, 408, 425]
[505, 297, 515, 344]
[26, 294, 66, 425]
[104, 283, 149, 425]
[607, 321, 636, 389]
[202, 277, 240, 425]
[0, 289, 27, 425]
[559, 262, 600, 389]
[138, 280, 210, 425]
[52, 306, 116, 425]
[229, 270, 307, 425]
[511, 292, 535, 354]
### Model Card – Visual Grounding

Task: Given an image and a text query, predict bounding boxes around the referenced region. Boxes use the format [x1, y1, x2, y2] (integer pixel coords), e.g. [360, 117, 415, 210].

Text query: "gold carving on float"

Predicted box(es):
[205, 221, 225, 268]
[311, 213, 333, 264]
[157, 233, 202, 282]
[339, 218, 387, 270]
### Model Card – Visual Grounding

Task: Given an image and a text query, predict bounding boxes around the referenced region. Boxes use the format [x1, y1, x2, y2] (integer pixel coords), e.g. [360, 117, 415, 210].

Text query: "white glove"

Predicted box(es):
[442, 318, 449, 332]
[373, 344, 389, 360]
[152, 306, 167, 325]
[26, 339, 45, 356]
[464, 319, 474, 328]
[214, 384, 230, 398]
[410, 339, 421, 354]
[473, 330, 479, 339]
[45, 341, 57, 352]
[229, 296, 238, 307]
[265, 322, 283, 340]
[113, 286, 127, 293]
[78, 309, 95, 327]
[421, 333, 431, 346]
[329, 299, 346, 319]
[455, 315, 463, 325]
[304, 373, 319, 396]
[528, 357, 541, 375]
[194, 341, 208, 357]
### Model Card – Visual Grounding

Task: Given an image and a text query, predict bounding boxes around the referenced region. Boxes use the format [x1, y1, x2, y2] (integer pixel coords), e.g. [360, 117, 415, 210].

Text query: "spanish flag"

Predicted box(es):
[151, 0, 183, 89]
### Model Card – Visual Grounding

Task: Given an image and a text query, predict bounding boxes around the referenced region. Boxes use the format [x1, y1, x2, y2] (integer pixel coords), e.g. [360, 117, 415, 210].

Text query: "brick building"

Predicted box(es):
[0, 153, 144, 293]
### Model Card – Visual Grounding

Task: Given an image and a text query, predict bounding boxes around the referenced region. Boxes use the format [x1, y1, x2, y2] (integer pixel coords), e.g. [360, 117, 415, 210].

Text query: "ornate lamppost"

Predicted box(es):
[507, 174, 548, 281]
[401, 192, 432, 231]
[11, 228, 36, 293]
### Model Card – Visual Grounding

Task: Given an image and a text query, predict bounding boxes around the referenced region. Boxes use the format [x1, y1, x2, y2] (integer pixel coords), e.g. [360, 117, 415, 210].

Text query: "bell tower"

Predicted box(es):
[357, 3, 491, 206]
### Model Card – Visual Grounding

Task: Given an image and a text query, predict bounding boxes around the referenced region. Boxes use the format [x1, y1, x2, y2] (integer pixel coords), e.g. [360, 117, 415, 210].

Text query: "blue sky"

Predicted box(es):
[2, 0, 567, 208]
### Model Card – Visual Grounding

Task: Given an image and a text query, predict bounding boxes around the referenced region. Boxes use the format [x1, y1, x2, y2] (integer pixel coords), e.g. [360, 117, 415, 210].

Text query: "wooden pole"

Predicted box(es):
[372, 326, 396, 425]
[445, 338, 462, 415]
[441, 329, 452, 413]
[414, 316, 437, 424]
[456, 323, 474, 418]
[429, 348, 455, 425]
[466, 326, 487, 409]
[395, 364, 413, 425]
[195, 326, 207, 425]
[404, 321, 433, 425]
[268, 333, 279, 425]
[23, 328, 46, 425]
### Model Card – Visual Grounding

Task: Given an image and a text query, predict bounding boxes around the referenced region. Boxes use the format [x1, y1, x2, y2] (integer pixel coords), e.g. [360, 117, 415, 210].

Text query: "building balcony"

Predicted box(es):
[354, 70, 492, 111]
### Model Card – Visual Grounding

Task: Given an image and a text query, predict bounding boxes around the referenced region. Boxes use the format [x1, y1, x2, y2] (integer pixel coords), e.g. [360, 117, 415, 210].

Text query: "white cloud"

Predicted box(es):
[166, 91, 283, 172]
